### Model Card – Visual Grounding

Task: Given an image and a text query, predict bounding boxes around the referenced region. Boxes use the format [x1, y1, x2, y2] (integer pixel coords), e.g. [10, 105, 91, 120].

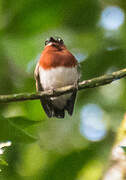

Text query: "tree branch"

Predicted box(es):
[0, 68, 126, 103]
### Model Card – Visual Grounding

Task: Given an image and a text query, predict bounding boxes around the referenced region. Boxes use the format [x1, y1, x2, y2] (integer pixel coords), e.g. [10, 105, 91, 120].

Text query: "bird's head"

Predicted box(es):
[44, 37, 65, 50]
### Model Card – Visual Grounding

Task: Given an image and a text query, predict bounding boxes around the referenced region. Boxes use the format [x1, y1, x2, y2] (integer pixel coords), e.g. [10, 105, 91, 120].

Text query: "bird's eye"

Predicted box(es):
[60, 39, 64, 44]
[58, 38, 64, 44]
[45, 40, 49, 46]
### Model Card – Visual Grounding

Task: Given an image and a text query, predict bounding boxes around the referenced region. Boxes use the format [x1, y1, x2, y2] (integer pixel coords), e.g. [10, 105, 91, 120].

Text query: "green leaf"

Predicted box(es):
[0, 116, 41, 143]
[121, 146, 126, 153]
[0, 157, 8, 166]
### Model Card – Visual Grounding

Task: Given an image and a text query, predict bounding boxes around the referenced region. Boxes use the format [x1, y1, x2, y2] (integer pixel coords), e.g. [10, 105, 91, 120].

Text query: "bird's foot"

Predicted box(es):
[73, 82, 79, 92]
[50, 87, 56, 95]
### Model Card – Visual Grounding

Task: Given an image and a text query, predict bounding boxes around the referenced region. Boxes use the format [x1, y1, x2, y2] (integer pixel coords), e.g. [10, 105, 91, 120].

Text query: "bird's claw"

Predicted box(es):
[51, 88, 56, 94]
[73, 82, 79, 92]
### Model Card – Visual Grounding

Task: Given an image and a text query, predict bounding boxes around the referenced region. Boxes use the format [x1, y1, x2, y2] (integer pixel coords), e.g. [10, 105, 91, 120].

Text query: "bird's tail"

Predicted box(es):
[40, 98, 65, 118]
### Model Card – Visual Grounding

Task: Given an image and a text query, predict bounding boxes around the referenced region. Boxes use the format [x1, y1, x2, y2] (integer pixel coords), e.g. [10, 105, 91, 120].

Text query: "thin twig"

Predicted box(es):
[0, 68, 126, 103]
[101, 114, 126, 180]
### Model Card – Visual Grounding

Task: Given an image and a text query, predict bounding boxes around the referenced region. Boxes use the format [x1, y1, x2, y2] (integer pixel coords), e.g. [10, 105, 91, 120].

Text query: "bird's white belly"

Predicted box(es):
[39, 66, 78, 109]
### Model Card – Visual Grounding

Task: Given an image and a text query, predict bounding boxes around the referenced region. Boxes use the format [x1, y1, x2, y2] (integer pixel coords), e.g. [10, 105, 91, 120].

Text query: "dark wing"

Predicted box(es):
[65, 90, 77, 116]
[34, 63, 53, 118]
[65, 63, 80, 116]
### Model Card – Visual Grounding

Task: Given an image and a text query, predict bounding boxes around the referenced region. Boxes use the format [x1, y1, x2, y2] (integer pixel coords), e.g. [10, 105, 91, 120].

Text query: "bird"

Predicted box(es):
[34, 37, 80, 118]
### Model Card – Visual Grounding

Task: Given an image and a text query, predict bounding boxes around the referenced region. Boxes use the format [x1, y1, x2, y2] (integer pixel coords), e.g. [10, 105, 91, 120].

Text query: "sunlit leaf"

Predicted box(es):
[0, 157, 8, 166]
[0, 116, 41, 143]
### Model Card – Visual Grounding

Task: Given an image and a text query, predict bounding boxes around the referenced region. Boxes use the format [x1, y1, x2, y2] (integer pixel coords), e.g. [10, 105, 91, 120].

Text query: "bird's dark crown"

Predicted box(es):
[45, 37, 64, 46]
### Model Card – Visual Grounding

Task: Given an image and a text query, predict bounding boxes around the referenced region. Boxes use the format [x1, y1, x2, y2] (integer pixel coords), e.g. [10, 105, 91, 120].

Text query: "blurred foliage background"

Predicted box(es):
[0, 0, 126, 179]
